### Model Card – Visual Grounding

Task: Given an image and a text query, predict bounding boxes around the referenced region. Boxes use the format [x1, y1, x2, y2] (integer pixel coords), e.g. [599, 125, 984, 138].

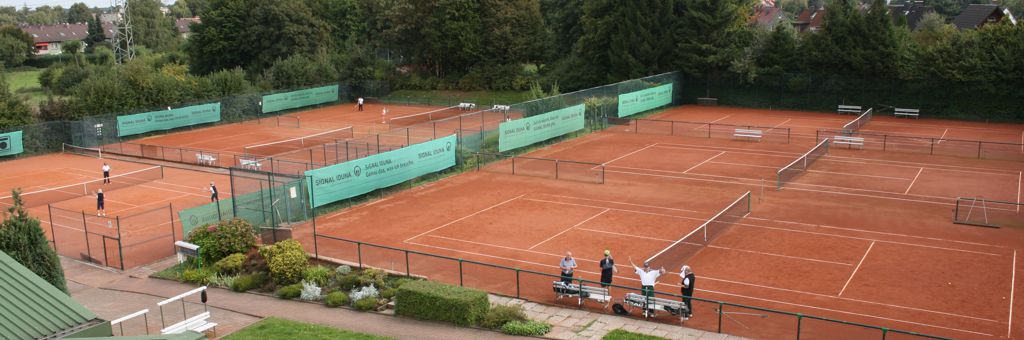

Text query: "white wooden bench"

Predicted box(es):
[161, 311, 216, 335]
[552, 281, 612, 309]
[833, 136, 865, 149]
[894, 108, 919, 119]
[837, 105, 862, 115]
[195, 153, 217, 166]
[458, 102, 477, 110]
[239, 158, 262, 170]
[733, 128, 762, 141]
[624, 293, 689, 318]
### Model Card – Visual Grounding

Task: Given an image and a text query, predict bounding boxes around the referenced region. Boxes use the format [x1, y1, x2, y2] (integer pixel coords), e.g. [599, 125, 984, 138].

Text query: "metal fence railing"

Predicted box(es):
[474, 152, 605, 184]
[610, 118, 792, 144]
[307, 233, 951, 340]
[816, 129, 1024, 162]
[46, 204, 176, 270]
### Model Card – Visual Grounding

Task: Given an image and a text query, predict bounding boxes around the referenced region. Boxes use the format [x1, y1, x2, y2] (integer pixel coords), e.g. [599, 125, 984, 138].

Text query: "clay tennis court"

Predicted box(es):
[308, 106, 1023, 340]
[0, 153, 230, 269]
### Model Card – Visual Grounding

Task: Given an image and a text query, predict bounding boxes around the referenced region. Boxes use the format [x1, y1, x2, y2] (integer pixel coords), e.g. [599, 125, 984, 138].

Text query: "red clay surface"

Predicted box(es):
[306, 105, 1023, 340]
[0, 153, 230, 269]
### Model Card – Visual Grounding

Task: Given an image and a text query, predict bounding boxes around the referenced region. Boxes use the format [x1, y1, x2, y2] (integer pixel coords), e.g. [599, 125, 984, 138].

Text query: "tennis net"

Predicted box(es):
[244, 126, 354, 156]
[776, 138, 830, 189]
[388, 105, 465, 126]
[0, 164, 164, 208]
[646, 191, 751, 270]
[842, 107, 873, 132]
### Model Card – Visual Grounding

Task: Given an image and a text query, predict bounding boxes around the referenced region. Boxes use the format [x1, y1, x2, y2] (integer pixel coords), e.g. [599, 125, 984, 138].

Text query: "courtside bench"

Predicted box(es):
[458, 102, 477, 110]
[161, 311, 216, 335]
[895, 108, 920, 119]
[837, 105, 862, 115]
[552, 281, 612, 309]
[733, 128, 762, 141]
[623, 293, 689, 318]
[195, 153, 217, 166]
[833, 136, 864, 149]
[239, 158, 262, 170]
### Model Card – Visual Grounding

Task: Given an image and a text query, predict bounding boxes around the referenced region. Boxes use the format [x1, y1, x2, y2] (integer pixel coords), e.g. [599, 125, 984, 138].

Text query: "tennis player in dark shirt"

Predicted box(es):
[599, 250, 618, 287]
[96, 189, 105, 216]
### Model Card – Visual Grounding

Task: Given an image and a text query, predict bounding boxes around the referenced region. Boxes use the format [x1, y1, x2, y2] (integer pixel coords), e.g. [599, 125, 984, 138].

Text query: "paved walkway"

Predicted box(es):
[64, 257, 744, 339]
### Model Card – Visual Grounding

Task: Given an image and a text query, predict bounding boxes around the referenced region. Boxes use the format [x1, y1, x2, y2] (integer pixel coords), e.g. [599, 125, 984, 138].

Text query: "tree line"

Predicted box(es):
[2, 0, 1023, 128]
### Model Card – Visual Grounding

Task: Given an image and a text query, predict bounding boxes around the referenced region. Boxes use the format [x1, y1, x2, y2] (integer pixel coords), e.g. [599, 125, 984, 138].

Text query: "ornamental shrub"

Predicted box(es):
[395, 280, 488, 326]
[214, 253, 246, 274]
[182, 268, 213, 285]
[230, 272, 267, 292]
[356, 268, 387, 287]
[353, 296, 378, 311]
[260, 240, 307, 285]
[335, 265, 352, 276]
[324, 291, 349, 308]
[300, 280, 322, 301]
[337, 273, 360, 291]
[276, 283, 302, 299]
[303, 265, 331, 287]
[481, 304, 528, 329]
[187, 219, 256, 263]
[349, 284, 379, 302]
[501, 320, 551, 336]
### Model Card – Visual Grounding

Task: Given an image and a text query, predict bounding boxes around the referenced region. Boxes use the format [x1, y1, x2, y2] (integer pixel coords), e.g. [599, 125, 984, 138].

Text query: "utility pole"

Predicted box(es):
[112, 0, 135, 64]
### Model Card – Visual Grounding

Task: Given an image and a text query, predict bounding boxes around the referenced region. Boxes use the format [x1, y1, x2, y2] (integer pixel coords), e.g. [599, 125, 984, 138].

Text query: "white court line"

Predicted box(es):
[324, 198, 391, 220]
[772, 118, 792, 129]
[692, 114, 734, 130]
[602, 143, 657, 166]
[839, 241, 875, 297]
[403, 194, 524, 243]
[405, 238, 1002, 329]
[544, 194, 701, 214]
[1010, 250, 1017, 338]
[904, 168, 924, 195]
[763, 218, 1006, 249]
[527, 209, 608, 250]
[656, 142, 1021, 176]
[527, 196, 1001, 256]
[683, 151, 725, 173]
[1018, 171, 1022, 212]
[937, 128, 949, 143]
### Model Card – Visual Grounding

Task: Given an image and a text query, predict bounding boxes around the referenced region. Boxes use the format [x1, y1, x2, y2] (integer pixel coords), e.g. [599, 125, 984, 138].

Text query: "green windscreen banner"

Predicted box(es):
[262, 85, 339, 114]
[617, 83, 673, 117]
[178, 199, 234, 237]
[306, 134, 457, 207]
[117, 103, 222, 137]
[0, 131, 24, 157]
[498, 104, 585, 152]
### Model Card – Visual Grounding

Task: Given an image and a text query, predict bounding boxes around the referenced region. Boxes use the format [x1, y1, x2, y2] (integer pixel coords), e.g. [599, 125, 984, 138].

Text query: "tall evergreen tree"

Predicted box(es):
[128, 0, 179, 51]
[0, 190, 67, 294]
[574, 0, 675, 84]
[673, 0, 754, 80]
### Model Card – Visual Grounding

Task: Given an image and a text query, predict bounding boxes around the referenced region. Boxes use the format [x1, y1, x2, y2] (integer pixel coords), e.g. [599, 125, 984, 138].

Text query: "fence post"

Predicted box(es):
[82, 210, 92, 263]
[377, 134, 381, 154]
[717, 302, 723, 333]
[881, 327, 888, 340]
[406, 128, 410, 146]
[101, 236, 109, 268]
[116, 216, 124, 270]
[515, 269, 521, 299]
[794, 313, 802, 340]
[671, 121, 675, 136]
[433, 122, 437, 139]
[930, 138, 935, 155]
[459, 259, 464, 286]
[405, 251, 410, 277]
[977, 141, 982, 159]
[357, 242, 363, 268]
[555, 160, 559, 180]
[47, 204, 57, 252]
[512, 157, 516, 175]
[169, 203, 176, 245]
[707, 123, 712, 138]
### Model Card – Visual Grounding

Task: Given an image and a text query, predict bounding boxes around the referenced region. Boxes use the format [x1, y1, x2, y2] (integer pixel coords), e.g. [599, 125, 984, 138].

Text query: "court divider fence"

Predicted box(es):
[306, 233, 951, 340]
[45, 204, 177, 270]
[952, 197, 1023, 228]
[614, 118, 792, 144]
[816, 129, 1024, 162]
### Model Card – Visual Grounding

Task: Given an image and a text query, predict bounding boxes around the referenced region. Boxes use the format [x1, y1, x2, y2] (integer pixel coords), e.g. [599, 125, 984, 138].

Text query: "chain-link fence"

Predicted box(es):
[45, 203, 176, 270]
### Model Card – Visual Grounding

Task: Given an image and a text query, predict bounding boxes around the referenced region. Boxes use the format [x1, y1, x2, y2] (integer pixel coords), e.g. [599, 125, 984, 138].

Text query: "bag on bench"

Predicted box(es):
[612, 303, 630, 316]
[664, 304, 684, 316]
[553, 283, 580, 296]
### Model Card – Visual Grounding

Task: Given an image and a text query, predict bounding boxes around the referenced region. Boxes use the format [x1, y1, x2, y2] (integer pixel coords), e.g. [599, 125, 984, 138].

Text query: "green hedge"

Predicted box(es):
[394, 280, 488, 326]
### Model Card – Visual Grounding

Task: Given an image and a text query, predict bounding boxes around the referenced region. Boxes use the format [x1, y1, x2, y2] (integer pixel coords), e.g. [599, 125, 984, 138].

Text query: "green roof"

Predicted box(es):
[0, 250, 102, 339]
[70, 332, 206, 340]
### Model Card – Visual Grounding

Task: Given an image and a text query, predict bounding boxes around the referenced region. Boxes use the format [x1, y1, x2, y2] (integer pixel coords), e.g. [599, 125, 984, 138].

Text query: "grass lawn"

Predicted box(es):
[602, 329, 668, 340]
[382, 90, 532, 107]
[224, 317, 394, 340]
[3, 68, 47, 106]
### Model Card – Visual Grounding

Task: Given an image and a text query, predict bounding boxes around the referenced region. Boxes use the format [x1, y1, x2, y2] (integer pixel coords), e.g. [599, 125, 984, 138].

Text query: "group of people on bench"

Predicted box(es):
[558, 250, 695, 321]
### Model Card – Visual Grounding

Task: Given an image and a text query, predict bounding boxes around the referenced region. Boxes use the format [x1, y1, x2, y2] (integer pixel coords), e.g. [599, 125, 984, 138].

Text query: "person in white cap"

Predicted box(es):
[629, 256, 665, 299]
[209, 181, 219, 202]
[599, 249, 618, 287]
[680, 265, 696, 320]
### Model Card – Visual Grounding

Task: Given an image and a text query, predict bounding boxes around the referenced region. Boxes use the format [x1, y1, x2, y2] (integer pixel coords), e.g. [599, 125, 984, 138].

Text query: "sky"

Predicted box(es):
[0, 0, 172, 9]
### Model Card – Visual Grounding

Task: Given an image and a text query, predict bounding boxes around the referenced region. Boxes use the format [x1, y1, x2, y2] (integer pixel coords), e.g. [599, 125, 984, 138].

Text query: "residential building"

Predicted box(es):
[953, 4, 1017, 30]
[19, 23, 114, 55]
[793, 7, 826, 32]
[176, 17, 200, 39]
[889, 1, 934, 30]
[751, 5, 787, 29]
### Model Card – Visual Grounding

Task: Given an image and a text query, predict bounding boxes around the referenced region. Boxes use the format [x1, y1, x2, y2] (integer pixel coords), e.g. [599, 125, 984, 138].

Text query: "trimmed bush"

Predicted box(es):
[230, 272, 267, 292]
[187, 219, 257, 263]
[214, 253, 246, 274]
[260, 240, 308, 285]
[357, 268, 387, 287]
[303, 265, 331, 287]
[324, 291, 349, 308]
[394, 280, 488, 326]
[353, 296, 378, 311]
[337, 273, 360, 291]
[380, 287, 397, 300]
[501, 320, 551, 336]
[481, 304, 528, 329]
[276, 283, 303, 299]
[182, 268, 213, 285]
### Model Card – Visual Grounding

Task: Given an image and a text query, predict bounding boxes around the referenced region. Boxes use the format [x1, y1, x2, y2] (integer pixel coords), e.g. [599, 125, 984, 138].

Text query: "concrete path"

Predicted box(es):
[63, 257, 744, 339]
